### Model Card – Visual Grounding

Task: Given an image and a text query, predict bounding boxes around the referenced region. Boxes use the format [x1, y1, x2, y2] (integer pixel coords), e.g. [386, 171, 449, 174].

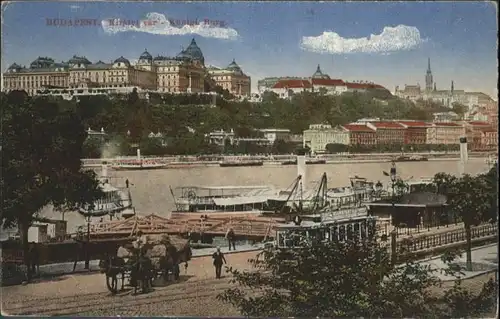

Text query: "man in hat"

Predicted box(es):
[226, 227, 236, 251]
[212, 247, 226, 279]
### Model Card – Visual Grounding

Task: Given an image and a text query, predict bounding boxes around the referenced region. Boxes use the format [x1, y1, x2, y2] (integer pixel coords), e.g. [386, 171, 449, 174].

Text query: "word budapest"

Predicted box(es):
[46, 18, 99, 26]
[46, 17, 227, 28]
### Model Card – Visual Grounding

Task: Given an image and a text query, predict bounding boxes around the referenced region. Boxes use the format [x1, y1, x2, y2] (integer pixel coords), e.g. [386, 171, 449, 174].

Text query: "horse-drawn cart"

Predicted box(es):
[99, 234, 192, 295]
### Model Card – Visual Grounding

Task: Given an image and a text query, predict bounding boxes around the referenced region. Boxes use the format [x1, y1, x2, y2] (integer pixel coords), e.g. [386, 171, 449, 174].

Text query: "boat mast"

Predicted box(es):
[280, 175, 302, 215]
[169, 186, 179, 210]
[311, 172, 328, 212]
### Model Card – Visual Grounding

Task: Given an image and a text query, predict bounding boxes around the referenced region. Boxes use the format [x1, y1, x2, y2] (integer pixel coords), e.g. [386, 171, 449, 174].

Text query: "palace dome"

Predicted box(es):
[68, 55, 91, 65]
[113, 56, 131, 66]
[177, 38, 205, 64]
[139, 49, 153, 62]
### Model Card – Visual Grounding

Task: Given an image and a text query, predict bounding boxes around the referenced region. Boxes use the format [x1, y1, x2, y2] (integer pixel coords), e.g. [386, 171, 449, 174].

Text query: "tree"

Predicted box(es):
[433, 171, 495, 271]
[82, 137, 103, 158]
[1, 92, 104, 281]
[140, 136, 166, 156]
[325, 143, 349, 153]
[218, 236, 496, 317]
[451, 102, 467, 119]
[271, 139, 295, 154]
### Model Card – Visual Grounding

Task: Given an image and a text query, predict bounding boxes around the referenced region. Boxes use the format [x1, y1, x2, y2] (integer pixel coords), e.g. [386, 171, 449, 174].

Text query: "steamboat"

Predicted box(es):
[171, 155, 377, 219]
[110, 149, 167, 170]
[485, 155, 498, 166]
[281, 158, 327, 165]
[393, 155, 428, 162]
[79, 164, 135, 220]
[219, 160, 264, 167]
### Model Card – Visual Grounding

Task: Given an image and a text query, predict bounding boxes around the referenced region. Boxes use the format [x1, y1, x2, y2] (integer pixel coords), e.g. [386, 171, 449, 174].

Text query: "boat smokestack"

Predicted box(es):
[101, 163, 108, 178]
[459, 137, 468, 175]
[297, 152, 307, 191]
[137, 148, 141, 161]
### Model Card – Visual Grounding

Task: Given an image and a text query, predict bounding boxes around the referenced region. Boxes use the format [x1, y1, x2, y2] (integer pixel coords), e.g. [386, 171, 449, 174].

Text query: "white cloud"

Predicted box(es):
[301, 25, 425, 54]
[101, 12, 239, 40]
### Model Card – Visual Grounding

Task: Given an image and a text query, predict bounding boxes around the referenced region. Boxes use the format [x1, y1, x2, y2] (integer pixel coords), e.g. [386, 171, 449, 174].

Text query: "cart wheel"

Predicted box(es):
[106, 274, 118, 294]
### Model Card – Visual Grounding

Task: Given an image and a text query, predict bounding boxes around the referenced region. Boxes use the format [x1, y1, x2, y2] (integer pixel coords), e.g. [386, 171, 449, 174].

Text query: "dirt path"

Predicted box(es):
[2, 251, 258, 316]
[2, 250, 496, 317]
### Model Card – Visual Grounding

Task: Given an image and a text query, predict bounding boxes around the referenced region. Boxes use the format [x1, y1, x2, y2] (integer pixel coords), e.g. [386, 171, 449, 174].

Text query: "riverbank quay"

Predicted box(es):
[0, 242, 265, 286]
[2, 221, 495, 287]
[81, 152, 492, 168]
[2, 244, 496, 316]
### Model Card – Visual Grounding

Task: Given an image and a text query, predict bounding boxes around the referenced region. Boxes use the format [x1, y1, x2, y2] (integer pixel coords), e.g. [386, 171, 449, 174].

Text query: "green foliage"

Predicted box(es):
[1, 91, 104, 279]
[451, 102, 467, 119]
[34, 91, 439, 156]
[433, 168, 497, 271]
[218, 238, 496, 317]
[434, 172, 494, 227]
[1, 91, 104, 228]
[325, 143, 349, 153]
[140, 137, 166, 156]
[82, 138, 103, 158]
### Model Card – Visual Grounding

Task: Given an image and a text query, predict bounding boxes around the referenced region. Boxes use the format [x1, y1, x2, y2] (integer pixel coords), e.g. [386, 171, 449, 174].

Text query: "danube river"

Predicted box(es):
[41, 158, 492, 232]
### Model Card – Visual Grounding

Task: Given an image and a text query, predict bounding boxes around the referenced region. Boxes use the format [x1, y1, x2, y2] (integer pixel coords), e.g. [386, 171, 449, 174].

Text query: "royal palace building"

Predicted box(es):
[2, 39, 251, 97]
[207, 59, 251, 97]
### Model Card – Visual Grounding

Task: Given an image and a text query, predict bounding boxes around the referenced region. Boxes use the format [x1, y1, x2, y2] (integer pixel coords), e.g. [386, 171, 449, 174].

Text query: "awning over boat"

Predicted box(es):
[178, 185, 272, 190]
[213, 196, 270, 206]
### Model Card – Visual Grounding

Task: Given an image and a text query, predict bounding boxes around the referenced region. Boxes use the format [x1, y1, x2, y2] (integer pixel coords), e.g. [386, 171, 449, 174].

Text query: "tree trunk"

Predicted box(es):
[465, 223, 473, 271]
[19, 219, 31, 283]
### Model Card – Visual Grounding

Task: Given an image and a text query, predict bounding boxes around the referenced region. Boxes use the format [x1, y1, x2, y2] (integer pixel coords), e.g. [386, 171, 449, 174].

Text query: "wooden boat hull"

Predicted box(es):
[281, 160, 327, 165]
[392, 156, 428, 162]
[110, 165, 167, 170]
[219, 162, 264, 167]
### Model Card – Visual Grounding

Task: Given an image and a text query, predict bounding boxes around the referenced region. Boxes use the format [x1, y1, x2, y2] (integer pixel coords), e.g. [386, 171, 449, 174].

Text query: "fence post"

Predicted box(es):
[391, 230, 397, 265]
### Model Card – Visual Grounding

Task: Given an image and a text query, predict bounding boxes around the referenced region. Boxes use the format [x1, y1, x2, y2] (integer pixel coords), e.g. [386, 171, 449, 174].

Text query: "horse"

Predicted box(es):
[99, 256, 126, 294]
[129, 254, 154, 294]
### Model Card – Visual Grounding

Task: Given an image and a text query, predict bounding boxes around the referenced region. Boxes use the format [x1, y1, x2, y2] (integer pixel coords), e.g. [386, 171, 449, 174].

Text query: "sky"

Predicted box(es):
[1, 1, 498, 97]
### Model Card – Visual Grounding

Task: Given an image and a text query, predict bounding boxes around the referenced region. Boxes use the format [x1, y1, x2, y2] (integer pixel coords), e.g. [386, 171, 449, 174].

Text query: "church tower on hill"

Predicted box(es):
[425, 57, 433, 92]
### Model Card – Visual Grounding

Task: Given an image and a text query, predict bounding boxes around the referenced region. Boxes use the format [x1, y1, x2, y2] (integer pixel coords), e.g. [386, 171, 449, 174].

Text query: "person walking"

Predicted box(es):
[212, 247, 226, 279]
[28, 242, 39, 280]
[226, 227, 236, 251]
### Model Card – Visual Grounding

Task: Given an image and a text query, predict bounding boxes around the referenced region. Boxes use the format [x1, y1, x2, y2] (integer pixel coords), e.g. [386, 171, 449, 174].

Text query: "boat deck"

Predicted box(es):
[88, 214, 286, 239]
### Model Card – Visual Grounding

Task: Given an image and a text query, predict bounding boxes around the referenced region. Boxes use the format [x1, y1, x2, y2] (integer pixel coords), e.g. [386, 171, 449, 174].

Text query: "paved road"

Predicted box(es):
[2, 244, 497, 316]
[417, 243, 498, 281]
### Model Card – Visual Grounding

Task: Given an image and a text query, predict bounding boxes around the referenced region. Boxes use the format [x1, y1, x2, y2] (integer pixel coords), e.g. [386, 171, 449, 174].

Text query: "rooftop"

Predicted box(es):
[432, 122, 462, 127]
[467, 121, 490, 126]
[311, 78, 346, 86]
[370, 121, 405, 129]
[272, 79, 312, 89]
[342, 124, 375, 132]
[398, 121, 430, 128]
[369, 192, 447, 207]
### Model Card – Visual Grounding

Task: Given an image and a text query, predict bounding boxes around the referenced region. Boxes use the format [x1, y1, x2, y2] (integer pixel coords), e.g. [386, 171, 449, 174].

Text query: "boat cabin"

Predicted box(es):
[275, 206, 377, 248]
[172, 185, 277, 213]
[79, 181, 133, 218]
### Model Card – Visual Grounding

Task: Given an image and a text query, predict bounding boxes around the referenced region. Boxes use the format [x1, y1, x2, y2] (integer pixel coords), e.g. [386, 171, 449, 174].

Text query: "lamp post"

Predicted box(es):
[375, 181, 383, 199]
[390, 161, 398, 232]
[374, 181, 385, 233]
[85, 215, 90, 270]
[389, 161, 398, 265]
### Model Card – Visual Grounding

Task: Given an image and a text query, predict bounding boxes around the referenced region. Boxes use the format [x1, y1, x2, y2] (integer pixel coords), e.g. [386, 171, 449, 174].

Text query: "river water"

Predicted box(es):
[40, 158, 492, 232]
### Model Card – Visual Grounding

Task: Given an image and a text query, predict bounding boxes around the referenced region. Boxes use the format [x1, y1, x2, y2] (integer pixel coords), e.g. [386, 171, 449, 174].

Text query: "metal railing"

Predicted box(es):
[395, 223, 497, 254]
